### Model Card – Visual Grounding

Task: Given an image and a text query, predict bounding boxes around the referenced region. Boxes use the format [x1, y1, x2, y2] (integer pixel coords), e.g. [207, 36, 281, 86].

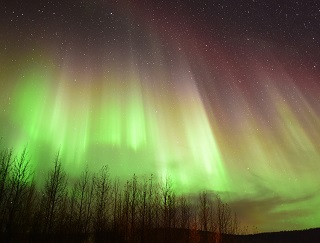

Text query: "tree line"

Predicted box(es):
[0, 146, 240, 242]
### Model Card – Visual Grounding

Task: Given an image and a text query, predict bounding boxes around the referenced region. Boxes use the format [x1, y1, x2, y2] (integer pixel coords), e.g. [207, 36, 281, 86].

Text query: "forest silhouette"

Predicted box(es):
[1, 144, 319, 243]
[0, 143, 241, 243]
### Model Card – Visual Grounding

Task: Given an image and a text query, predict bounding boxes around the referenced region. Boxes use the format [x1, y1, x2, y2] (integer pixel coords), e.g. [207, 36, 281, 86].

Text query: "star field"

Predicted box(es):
[0, 0, 320, 232]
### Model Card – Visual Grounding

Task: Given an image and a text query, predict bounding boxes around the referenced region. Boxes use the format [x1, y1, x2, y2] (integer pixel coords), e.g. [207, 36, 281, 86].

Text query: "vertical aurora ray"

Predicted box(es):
[1, 0, 320, 232]
[172, 65, 227, 191]
[125, 73, 147, 150]
[10, 67, 56, 157]
[12, 71, 49, 142]
[2, 45, 319, 197]
[217, 67, 320, 231]
[98, 74, 122, 147]
[4, 52, 227, 188]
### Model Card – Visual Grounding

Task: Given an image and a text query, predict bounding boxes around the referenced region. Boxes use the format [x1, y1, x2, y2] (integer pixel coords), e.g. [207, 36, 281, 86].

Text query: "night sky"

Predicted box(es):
[1, 0, 320, 232]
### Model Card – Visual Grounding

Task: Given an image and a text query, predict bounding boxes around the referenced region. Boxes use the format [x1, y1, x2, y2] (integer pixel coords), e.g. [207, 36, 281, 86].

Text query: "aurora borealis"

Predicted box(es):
[1, 0, 320, 232]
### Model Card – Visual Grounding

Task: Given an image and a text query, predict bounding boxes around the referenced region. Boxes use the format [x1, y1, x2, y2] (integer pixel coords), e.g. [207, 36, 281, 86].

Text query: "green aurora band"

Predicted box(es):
[1, 56, 228, 192]
[1, 51, 320, 232]
[0, 1, 320, 232]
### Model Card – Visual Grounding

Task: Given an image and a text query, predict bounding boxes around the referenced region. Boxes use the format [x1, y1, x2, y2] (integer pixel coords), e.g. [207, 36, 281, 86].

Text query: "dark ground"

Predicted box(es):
[1, 228, 320, 243]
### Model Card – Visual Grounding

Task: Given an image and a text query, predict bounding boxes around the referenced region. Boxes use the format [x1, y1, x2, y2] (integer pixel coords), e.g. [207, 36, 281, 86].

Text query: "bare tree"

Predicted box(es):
[130, 174, 138, 238]
[65, 181, 78, 232]
[0, 148, 13, 226]
[160, 176, 176, 229]
[83, 173, 95, 234]
[216, 195, 238, 235]
[112, 178, 122, 232]
[71, 166, 93, 234]
[199, 191, 210, 232]
[147, 174, 155, 229]
[230, 212, 239, 235]
[20, 180, 37, 232]
[159, 175, 177, 243]
[40, 153, 67, 234]
[208, 197, 217, 233]
[0, 148, 13, 204]
[6, 148, 32, 235]
[93, 165, 111, 234]
[177, 195, 192, 229]
[138, 176, 148, 242]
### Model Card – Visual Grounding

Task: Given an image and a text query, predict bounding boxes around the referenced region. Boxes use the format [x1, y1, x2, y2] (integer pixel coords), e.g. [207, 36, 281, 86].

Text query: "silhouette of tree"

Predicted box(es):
[0, 142, 245, 242]
[93, 165, 111, 235]
[138, 176, 148, 242]
[111, 178, 122, 233]
[199, 191, 210, 232]
[177, 195, 192, 229]
[76, 166, 93, 234]
[216, 195, 238, 235]
[40, 153, 67, 234]
[159, 176, 176, 242]
[5, 147, 32, 236]
[130, 174, 138, 239]
[147, 174, 156, 229]
[0, 148, 13, 227]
